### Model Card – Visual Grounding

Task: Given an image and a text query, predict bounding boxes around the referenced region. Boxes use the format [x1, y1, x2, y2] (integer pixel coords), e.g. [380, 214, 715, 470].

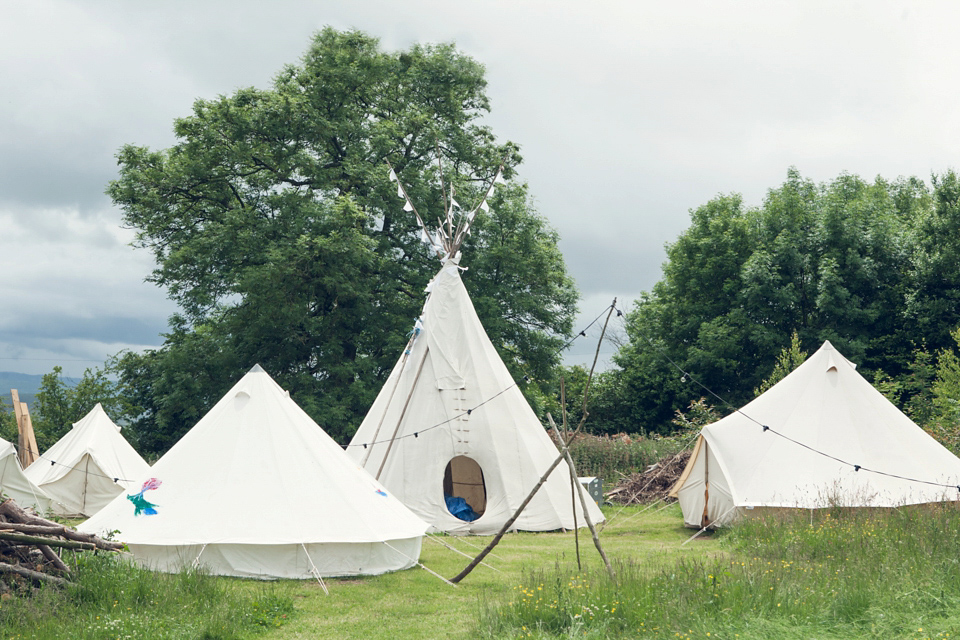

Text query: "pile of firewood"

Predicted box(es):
[0, 498, 123, 589]
[605, 450, 691, 505]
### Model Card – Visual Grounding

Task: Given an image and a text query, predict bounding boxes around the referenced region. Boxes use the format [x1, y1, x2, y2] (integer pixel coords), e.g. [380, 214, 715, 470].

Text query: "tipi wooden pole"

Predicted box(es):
[374, 347, 430, 481]
[550, 299, 618, 580]
[360, 348, 414, 468]
[569, 460, 581, 569]
[557, 411, 581, 571]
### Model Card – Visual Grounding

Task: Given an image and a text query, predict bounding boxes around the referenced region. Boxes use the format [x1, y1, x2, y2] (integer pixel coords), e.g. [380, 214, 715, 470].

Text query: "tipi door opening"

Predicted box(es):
[443, 456, 486, 522]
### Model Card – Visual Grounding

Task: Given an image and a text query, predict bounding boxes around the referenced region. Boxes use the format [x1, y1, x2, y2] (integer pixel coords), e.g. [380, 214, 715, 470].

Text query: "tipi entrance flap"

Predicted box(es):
[669, 435, 703, 498]
[443, 455, 486, 520]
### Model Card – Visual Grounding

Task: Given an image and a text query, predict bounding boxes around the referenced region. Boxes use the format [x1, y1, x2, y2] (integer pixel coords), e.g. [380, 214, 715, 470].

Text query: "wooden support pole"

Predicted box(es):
[548, 415, 615, 581]
[10, 390, 38, 468]
[20, 407, 38, 467]
[375, 347, 430, 481]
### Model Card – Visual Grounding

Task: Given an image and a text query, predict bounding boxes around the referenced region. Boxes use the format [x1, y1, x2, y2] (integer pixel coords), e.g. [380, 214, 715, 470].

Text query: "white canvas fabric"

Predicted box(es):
[348, 259, 605, 534]
[0, 439, 52, 514]
[25, 403, 151, 517]
[79, 366, 428, 579]
[671, 341, 960, 527]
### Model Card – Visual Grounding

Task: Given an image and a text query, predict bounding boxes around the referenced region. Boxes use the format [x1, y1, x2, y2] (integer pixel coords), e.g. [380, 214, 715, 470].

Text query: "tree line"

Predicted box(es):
[567, 168, 960, 443]
[9, 28, 960, 457]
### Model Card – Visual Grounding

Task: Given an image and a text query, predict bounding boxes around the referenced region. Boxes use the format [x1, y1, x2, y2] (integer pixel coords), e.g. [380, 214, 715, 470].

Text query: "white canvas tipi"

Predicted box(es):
[347, 166, 604, 534]
[671, 341, 960, 528]
[0, 438, 52, 514]
[79, 366, 428, 579]
[25, 403, 150, 517]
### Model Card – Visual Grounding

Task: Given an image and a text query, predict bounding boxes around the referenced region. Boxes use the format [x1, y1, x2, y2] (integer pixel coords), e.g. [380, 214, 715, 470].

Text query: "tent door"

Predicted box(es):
[443, 456, 486, 518]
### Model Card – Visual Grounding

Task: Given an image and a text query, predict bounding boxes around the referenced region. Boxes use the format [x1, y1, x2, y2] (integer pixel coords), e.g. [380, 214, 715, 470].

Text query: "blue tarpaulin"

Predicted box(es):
[444, 494, 480, 522]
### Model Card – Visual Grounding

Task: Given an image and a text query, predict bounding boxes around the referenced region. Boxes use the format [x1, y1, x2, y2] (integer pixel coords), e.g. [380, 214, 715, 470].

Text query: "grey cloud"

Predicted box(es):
[0, 314, 166, 346]
[2, 0, 960, 377]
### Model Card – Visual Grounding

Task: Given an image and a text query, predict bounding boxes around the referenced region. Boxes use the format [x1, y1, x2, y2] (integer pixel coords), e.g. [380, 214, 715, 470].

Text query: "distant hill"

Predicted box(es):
[0, 371, 80, 410]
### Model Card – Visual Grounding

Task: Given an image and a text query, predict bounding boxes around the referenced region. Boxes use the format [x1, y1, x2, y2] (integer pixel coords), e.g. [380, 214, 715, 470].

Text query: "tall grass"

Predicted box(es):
[0, 552, 293, 639]
[482, 503, 960, 638]
[564, 434, 688, 483]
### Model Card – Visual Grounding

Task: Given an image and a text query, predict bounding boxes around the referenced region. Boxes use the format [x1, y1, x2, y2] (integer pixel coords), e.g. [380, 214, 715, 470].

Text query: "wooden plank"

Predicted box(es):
[10, 390, 28, 468]
[18, 402, 38, 468]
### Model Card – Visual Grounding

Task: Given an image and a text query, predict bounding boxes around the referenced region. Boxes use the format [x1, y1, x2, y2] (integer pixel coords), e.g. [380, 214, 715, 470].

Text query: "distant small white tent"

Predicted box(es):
[671, 341, 960, 528]
[79, 366, 428, 579]
[25, 403, 150, 517]
[0, 439, 52, 514]
[347, 165, 604, 534]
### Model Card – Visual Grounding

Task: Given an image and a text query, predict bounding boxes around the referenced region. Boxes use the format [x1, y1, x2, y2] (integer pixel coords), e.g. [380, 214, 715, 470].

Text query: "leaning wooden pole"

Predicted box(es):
[449, 449, 568, 584]
[549, 417, 615, 580]
[552, 298, 618, 580]
[449, 299, 619, 585]
[558, 379, 581, 570]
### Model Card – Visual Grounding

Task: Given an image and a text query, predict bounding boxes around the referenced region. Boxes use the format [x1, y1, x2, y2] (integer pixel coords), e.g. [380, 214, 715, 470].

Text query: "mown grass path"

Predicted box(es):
[256, 503, 704, 639]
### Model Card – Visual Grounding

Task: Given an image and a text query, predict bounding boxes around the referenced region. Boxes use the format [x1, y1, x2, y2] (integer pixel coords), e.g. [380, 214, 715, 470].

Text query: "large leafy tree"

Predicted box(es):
[107, 29, 577, 453]
[609, 169, 943, 434]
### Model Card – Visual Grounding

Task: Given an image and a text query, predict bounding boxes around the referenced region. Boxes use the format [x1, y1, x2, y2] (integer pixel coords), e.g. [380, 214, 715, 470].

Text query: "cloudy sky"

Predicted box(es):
[1, 1, 958, 376]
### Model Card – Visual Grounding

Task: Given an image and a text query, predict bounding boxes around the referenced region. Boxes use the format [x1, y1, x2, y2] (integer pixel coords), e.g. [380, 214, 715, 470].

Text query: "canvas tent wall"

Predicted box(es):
[79, 366, 428, 579]
[348, 259, 605, 534]
[670, 341, 960, 528]
[0, 439, 51, 514]
[25, 403, 150, 517]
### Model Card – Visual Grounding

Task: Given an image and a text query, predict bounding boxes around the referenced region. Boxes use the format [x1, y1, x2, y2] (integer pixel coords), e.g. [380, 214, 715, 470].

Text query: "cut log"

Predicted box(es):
[36, 545, 69, 572]
[0, 561, 71, 586]
[0, 500, 123, 551]
[0, 532, 96, 551]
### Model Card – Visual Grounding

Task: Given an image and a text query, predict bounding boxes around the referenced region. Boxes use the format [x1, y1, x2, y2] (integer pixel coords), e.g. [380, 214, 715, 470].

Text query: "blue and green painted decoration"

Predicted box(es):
[128, 477, 162, 516]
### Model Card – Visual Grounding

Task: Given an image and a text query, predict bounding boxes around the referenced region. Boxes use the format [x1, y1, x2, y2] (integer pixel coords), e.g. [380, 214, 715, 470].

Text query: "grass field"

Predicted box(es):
[5, 502, 960, 639]
[254, 502, 696, 640]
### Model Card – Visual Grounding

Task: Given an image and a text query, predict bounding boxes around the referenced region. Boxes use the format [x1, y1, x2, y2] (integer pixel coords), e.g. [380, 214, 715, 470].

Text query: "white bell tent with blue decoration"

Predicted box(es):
[347, 163, 604, 535]
[79, 365, 428, 580]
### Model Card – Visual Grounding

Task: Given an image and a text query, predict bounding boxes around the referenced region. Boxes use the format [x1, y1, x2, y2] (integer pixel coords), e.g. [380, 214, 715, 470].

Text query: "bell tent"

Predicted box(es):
[0, 438, 52, 514]
[79, 365, 428, 579]
[671, 340, 960, 528]
[25, 403, 151, 517]
[347, 165, 604, 535]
